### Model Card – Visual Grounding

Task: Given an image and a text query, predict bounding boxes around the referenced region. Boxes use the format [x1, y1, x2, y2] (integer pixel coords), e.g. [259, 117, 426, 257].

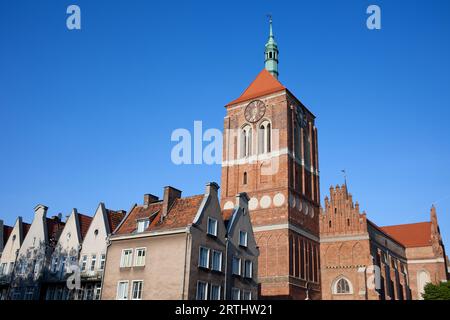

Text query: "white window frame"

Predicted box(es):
[90, 254, 97, 272]
[198, 246, 210, 269]
[210, 284, 221, 300]
[244, 260, 253, 278]
[232, 256, 241, 276]
[99, 254, 106, 271]
[196, 281, 208, 300]
[94, 285, 102, 300]
[211, 250, 223, 272]
[207, 217, 218, 236]
[81, 255, 87, 272]
[116, 281, 129, 300]
[231, 287, 241, 300]
[131, 280, 144, 300]
[120, 249, 133, 268]
[134, 248, 146, 267]
[239, 230, 248, 247]
[243, 290, 252, 300]
[137, 219, 150, 233]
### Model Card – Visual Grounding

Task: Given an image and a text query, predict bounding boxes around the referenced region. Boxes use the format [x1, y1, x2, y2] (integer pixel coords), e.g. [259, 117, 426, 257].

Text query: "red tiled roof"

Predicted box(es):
[227, 69, 286, 106]
[22, 222, 31, 238]
[107, 210, 126, 233]
[222, 209, 234, 222]
[46, 218, 65, 242]
[3, 225, 13, 245]
[152, 195, 204, 231]
[115, 195, 205, 235]
[115, 202, 163, 235]
[77, 213, 93, 240]
[381, 222, 432, 248]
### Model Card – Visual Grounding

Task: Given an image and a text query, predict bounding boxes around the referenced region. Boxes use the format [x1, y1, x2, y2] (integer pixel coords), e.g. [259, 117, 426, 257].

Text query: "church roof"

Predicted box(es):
[380, 222, 432, 248]
[227, 69, 286, 106]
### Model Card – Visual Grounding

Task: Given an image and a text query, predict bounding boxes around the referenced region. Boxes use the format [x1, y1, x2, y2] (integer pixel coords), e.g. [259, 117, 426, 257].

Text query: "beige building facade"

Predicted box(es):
[101, 182, 259, 300]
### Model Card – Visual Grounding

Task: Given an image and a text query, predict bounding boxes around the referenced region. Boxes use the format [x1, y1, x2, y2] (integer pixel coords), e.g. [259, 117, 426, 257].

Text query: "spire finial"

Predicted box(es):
[264, 14, 279, 79]
[268, 14, 273, 37]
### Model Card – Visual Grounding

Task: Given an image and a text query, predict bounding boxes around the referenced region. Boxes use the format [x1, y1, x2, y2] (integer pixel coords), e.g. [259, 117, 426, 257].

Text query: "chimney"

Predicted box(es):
[161, 186, 182, 222]
[235, 192, 250, 212]
[144, 194, 159, 206]
[205, 182, 220, 197]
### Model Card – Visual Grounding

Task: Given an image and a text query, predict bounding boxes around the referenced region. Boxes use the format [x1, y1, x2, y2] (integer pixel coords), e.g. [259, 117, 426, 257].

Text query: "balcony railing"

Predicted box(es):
[80, 270, 103, 281]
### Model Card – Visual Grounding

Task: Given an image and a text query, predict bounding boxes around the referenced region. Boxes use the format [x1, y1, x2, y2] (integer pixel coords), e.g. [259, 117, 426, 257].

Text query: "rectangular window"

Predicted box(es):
[0, 263, 6, 275]
[232, 257, 241, 276]
[244, 260, 253, 278]
[94, 286, 102, 300]
[196, 281, 208, 300]
[210, 285, 221, 300]
[211, 250, 222, 272]
[120, 249, 133, 268]
[198, 247, 210, 269]
[131, 281, 143, 300]
[207, 217, 218, 236]
[90, 254, 97, 272]
[239, 231, 248, 247]
[99, 254, 106, 271]
[243, 290, 252, 300]
[9, 262, 14, 275]
[231, 288, 241, 300]
[137, 219, 149, 233]
[116, 281, 129, 300]
[81, 255, 87, 272]
[134, 248, 146, 267]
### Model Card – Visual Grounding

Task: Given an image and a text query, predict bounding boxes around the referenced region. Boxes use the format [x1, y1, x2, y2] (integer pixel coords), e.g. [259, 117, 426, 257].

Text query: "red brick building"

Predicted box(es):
[221, 20, 321, 299]
[320, 184, 448, 300]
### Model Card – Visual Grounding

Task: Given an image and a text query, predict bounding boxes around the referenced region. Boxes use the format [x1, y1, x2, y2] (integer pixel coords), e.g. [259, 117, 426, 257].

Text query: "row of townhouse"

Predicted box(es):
[0, 203, 124, 300]
[0, 182, 259, 300]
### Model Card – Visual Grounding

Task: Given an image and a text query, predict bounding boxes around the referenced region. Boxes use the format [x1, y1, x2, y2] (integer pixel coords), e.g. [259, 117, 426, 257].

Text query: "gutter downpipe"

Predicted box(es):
[181, 226, 191, 300]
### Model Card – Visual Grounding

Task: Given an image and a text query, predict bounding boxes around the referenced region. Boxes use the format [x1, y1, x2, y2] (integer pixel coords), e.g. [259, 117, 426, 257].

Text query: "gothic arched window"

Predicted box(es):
[334, 277, 352, 294]
[258, 120, 271, 154]
[240, 125, 252, 158]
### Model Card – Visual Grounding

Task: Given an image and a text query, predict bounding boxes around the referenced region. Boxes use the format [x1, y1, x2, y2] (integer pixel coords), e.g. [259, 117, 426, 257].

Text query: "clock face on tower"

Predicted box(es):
[244, 100, 266, 123]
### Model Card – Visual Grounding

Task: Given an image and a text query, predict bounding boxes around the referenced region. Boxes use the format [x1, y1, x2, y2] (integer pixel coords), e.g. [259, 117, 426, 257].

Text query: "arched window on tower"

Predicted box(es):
[240, 125, 252, 158]
[243, 172, 248, 185]
[334, 277, 352, 295]
[258, 120, 271, 154]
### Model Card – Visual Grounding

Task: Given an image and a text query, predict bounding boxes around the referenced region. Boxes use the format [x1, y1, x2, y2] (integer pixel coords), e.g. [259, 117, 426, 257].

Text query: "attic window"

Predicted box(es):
[94, 229, 99, 236]
[137, 219, 150, 233]
[12, 235, 16, 241]
[207, 217, 218, 237]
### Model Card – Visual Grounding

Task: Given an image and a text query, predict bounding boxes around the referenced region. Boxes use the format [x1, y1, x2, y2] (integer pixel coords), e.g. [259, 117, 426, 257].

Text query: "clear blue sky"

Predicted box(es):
[1, 0, 449, 249]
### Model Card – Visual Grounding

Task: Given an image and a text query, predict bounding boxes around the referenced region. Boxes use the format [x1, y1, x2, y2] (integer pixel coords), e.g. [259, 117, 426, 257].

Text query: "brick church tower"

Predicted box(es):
[221, 18, 321, 299]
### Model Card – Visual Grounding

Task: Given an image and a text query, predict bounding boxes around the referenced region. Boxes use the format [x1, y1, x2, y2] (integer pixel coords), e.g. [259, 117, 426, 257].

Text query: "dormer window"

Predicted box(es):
[137, 219, 150, 233]
[207, 217, 218, 237]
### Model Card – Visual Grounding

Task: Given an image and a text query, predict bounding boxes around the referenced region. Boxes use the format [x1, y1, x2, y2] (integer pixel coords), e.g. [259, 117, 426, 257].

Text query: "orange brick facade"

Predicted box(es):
[221, 70, 321, 299]
[319, 185, 448, 300]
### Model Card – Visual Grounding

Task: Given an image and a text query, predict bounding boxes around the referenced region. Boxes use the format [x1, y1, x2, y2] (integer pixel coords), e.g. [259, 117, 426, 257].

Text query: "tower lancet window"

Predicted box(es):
[240, 125, 252, 158]
[258, 120, 272, 154]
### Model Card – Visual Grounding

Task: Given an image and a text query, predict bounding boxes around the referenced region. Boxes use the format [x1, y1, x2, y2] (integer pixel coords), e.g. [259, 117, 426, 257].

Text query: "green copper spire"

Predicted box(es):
[265, 15, 279, 79]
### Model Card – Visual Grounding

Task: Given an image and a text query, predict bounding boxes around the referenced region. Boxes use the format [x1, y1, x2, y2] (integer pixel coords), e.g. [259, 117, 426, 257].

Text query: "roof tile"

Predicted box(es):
[381, 222, 432, 248]
[227, 69, 286, 106]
